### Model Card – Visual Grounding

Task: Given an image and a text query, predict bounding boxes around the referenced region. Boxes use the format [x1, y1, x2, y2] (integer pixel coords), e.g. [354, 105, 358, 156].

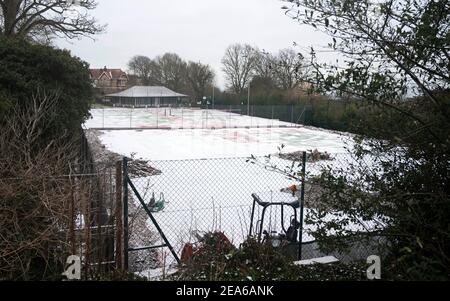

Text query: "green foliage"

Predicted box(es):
[0, 37, 93, 141]
[175, 232, 368, 281]
[277, 0, 450, 280]
[0, 37, 94, 280]
[308, 136, 450, 280]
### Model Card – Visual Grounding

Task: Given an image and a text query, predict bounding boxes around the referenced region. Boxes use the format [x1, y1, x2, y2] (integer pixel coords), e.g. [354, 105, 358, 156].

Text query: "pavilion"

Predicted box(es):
[106, 86, 189, 107]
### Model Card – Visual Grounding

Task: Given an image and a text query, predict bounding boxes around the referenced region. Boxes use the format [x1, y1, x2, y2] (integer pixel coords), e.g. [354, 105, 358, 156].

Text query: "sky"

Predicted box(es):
[56, 0, 333, 90]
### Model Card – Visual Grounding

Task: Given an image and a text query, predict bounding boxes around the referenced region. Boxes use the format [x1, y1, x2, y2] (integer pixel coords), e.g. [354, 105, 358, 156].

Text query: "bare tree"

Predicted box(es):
[153, 53, 187, 92]
[185, 61, 215, 104]
[0, 0, 105, 42]
[273, 48, 305, 90]
[283, 0, 449, 108]
[221, 44, 257, 94]
[253, 49, 276, 82]
[127, 55, 155, 85]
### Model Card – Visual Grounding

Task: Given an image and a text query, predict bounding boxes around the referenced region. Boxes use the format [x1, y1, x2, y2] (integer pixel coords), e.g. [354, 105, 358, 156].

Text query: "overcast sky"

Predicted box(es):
[56, 0, 333, 89]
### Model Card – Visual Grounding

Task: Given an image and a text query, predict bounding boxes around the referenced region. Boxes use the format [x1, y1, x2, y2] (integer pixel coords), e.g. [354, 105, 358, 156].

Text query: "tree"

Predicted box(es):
[186, 61, 215, 104]
[283, 0, 449, 120]
[0, 0, 104, 42]
[221, 43, 257, 94]
[253, 49, 276, 82]
[273, 48, 305, 90]
[127, 55, 155, 85]
[0, 37, 93, 144]
[0, 38, 96, 280]
[282, 0, 450, 279]
[153, 53, 187, 92]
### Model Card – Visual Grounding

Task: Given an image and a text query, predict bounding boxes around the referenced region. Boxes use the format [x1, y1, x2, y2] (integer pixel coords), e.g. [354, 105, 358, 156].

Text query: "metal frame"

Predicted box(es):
[249, 193, 299, 242]
[122, 158, 180, 270]
[248, 151, 307, 261]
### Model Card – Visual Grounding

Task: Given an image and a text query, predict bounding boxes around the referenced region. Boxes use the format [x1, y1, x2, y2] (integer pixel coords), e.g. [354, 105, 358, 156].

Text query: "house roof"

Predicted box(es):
[107, 86, 188, 98]
[90, 68, 128, 80]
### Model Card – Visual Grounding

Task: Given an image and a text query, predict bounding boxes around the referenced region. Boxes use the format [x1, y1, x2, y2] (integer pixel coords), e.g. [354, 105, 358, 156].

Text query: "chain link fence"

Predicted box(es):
[123, 156, 305, 276]
[85, 106, 306, 130]
[122, 151, 383, 278]
[1, 134, 382, 280]
[301, 151, 386, 264]
[87, 102, 366, 132]
[0, 161, 122, 280]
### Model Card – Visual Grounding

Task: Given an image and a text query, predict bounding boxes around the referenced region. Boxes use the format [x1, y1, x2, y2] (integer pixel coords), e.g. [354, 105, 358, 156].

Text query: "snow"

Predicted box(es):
[135, 157, 377, 264]
[97, 127, 351, 161]
[85, 107, 297, 129]
[84, 108, 376, 268]
[294, 256, 340, 265]
[136, 267, 178, 281]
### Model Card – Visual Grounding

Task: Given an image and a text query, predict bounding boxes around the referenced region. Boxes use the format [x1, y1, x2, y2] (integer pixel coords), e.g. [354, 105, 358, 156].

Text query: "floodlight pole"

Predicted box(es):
[247, 83, 251, 116]
[212, 86, 215, 110]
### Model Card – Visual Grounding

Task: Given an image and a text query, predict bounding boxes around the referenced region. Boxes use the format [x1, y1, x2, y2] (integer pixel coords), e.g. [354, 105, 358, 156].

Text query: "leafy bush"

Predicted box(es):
[174, 232, 367, 281]
[0, 37, 94, 280]
[0, 37, 93, 144]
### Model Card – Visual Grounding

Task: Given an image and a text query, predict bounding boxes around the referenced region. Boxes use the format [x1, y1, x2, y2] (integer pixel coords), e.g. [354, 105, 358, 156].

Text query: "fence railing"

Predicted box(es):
[84, 105, 307, 130]
[121, 152, 380, 277]
[0, 161, 122, 280]
[122, 156, 307, 274]
[0, 148, 381, 280]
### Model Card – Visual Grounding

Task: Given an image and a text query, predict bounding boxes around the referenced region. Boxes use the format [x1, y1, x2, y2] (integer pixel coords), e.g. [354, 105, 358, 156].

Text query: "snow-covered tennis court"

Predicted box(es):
[84, 108, 372, 272]
[86, 107, 298, 130]
[85, 108, 353, 160]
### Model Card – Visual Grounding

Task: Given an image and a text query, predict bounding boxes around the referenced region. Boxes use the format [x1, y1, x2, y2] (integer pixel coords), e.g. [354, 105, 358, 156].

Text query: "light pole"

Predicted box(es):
[212, 86, 215, 110]
[247, 83, 251, 116]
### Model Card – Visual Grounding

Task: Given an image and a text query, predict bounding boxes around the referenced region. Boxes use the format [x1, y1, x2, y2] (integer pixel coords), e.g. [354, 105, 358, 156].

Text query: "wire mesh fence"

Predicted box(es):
[0, 161, 122, 280]
[123, 156, 306, 275]
[84, 105, 307, 130]
[1, 140, 383, 279]
[60, 162, 123, 279]
[122, 151, 383, 277]
[301, 151, 386, 264]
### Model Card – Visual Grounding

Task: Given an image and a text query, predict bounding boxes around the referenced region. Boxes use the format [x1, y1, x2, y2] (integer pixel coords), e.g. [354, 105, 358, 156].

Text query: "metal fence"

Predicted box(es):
[66, 163, 121, 278]
[1, 144, 380, 279]
[121, 152, 380, 278]
[122, 156, 306, 276]
[0, 161, 122, 280]
[85, 105, 307, 130]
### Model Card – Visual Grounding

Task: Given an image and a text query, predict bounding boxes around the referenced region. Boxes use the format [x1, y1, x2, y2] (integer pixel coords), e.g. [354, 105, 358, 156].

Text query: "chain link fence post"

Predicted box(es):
[122, 157, 129, 270]
[115, 161, 123, 270]
[298, 151, 307, 260]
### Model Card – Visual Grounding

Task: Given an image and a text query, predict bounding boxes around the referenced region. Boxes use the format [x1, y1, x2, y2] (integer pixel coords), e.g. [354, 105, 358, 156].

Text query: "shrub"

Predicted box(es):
[174, 232, 367, 281]
[0, 37, 93, 144]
